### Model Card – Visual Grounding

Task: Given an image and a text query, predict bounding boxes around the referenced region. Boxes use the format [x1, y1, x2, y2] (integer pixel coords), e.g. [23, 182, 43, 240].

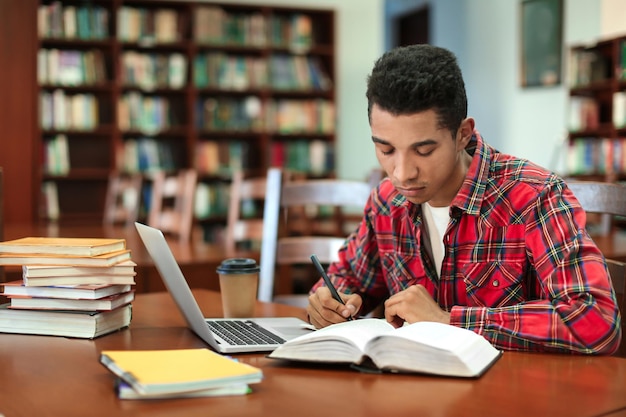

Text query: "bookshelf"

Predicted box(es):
[34, 0, 336, 238]
[567, 35, 626, 182]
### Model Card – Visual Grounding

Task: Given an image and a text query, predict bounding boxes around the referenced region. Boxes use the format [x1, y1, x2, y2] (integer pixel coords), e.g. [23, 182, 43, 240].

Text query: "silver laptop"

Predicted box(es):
[134, 222, 312, 353]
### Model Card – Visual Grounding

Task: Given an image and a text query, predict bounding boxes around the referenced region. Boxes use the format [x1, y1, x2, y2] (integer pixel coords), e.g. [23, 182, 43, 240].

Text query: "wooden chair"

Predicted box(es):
[567, 180, 626, 357]
[147, 169, 197, 243]
[224, 170, 268, 253]
[103, 172, 143, 228]
[258, 168, 373, 305]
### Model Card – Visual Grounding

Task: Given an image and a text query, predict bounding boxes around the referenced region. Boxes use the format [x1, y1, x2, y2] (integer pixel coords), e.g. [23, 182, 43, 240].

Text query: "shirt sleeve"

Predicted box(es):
[309, 190, 390, 315]
[449, 183, 622, 354]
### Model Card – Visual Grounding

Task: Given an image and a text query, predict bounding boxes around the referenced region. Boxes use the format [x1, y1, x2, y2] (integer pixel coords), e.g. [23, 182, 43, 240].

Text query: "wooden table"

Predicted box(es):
[2, 223, 257, 293]
[0, 289, 625, 417]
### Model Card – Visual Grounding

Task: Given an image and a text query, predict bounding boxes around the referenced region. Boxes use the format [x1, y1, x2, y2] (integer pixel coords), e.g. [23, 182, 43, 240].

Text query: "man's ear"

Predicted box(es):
[457, 117, 475, 147]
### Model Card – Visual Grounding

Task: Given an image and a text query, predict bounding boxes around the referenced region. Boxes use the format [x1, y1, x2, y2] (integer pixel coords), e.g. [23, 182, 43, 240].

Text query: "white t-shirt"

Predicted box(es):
[421, 202, 450, 278]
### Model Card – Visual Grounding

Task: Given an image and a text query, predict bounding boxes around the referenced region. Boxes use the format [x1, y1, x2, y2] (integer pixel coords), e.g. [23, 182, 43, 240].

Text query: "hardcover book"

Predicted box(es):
[268, 318, 502, 378]
[100, 348, 263, 396]
[115, 379, 251, 400]
[2, 280, 132, 299]
[8, 291, 135, 311]
[0, 249, 131, 267]
[0, 237, 126, 256]
[0, 303, 132, 339]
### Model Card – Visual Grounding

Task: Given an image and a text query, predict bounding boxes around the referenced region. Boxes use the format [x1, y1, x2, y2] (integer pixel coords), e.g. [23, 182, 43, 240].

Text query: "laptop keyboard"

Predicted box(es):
[207, 320, 287, 345]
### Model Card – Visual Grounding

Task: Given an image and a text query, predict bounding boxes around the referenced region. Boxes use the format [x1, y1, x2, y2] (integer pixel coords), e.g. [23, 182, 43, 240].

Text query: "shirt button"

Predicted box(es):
[492, 280, 499, 287]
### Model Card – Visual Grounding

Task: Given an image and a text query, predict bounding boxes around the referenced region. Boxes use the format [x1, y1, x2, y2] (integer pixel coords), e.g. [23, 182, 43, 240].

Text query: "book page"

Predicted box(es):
[381, 321, 480, 352]
[268, 318, 395, 362]
[287, 318, 394, 349]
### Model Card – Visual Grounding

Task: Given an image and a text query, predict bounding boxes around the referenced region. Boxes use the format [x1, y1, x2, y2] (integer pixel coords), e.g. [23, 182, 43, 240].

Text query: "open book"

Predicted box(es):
[268, 319, 502, 378]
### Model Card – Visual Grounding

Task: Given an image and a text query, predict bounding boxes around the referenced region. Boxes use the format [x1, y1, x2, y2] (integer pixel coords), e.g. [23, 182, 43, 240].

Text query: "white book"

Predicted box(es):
[2, 280, 132, 299]
[268, 318, 502, 378]
[614, 92, 626, 128]
[169, 53, 187, 88]
[0, 303, 132, 339]
[63, 6, 77, 38]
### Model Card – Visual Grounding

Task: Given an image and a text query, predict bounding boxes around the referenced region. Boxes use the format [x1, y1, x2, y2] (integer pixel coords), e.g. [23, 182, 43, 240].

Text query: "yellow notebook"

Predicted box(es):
[100, 348, 263, 396]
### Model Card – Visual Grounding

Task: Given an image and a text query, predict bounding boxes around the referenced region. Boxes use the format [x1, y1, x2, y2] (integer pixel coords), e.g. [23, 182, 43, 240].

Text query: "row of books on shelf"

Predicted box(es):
[117, 6, 181, 44]
[568, 48, 610, 88]
[39, 50, 331, 94]
[39, 2, 318, 50]
[39, 91, 334, 135]
[566, 137, 626, 175]
[193, 53, 331, 91]
[121, 51, 187, 90]
[40, 90, 99, 131]
[193, 6, 313, 50]
[117, 135, 333, 176]
[194, 182, 229, 220]
[0, 237, 136, 339]
[568, 96, 600, 132]
[43, 134, 70, 176]
[271, 140, 334, 176]
[38, 2, 109, 40]
[569, 93, 626, 132]
[118, 137, 178, 174]
[118, 92, 181, 133]
[195, 141, 249, 176]
[198, 97, 335, 134]
[38, 49, 107, 86]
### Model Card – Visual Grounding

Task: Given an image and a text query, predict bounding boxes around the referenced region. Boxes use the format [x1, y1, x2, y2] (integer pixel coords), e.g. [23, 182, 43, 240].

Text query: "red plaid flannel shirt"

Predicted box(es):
[312, 131, 621, 354]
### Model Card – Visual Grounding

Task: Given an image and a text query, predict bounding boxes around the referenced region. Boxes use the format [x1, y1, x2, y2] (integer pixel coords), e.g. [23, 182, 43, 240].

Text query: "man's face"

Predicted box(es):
[370, 105, 472, 207]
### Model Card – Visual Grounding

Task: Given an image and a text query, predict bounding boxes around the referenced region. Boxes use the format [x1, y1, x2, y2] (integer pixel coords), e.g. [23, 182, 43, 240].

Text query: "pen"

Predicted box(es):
[310, 254, 353, 321]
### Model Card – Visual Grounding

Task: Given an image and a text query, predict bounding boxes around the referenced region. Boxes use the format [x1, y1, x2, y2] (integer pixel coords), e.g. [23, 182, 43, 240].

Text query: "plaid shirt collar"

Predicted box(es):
[389, 129, 492, 217]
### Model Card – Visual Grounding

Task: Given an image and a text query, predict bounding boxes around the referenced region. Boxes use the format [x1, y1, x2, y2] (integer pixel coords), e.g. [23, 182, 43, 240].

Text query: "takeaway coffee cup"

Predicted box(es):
[216, 258, 260, 318]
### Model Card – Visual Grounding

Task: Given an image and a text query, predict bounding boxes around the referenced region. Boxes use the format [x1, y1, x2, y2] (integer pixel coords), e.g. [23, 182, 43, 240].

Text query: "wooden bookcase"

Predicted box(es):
[34, 0, 336, 238]
[567, 35, 626, 183]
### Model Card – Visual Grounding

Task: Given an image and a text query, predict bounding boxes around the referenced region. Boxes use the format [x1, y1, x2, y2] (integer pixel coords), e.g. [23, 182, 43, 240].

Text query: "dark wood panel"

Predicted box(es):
[0, 0, 39, 224]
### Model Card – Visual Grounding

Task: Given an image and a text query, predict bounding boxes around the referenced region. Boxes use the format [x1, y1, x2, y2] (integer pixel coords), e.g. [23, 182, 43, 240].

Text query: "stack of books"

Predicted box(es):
[0, 237, 135, 338]
[100, 348, 263, 399]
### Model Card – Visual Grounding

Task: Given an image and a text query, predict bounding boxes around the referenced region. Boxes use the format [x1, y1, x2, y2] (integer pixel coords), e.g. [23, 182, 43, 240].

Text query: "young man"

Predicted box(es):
[306, 44, 621, 354]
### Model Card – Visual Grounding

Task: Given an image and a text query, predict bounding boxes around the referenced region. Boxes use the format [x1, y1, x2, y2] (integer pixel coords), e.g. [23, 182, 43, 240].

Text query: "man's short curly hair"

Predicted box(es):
[366, 44, 467, 136]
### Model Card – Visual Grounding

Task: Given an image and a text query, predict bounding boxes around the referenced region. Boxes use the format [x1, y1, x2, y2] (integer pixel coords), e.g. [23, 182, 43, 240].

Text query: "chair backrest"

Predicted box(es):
[567, 180, 626, 357]
[258, 168, 372, 303]
[224, 170, 268, 253]
[103, 172, 143, 228]
[567, 180, 626, 236]
[147, 169, 197, 243]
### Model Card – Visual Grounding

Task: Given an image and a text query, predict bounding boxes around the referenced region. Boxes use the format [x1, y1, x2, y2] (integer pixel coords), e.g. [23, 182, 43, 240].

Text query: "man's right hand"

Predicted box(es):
[306, 287, 361, 328]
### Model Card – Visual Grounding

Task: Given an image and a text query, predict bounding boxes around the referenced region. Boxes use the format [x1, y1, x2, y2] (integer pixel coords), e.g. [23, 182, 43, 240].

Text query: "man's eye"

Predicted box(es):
[380, 148, 394, 156]
[416, 147, 435, 156]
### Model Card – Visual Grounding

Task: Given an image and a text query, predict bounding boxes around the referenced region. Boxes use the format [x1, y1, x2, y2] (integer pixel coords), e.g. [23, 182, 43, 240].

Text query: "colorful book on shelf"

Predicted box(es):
[115, 379, 251, 400]
[7, 290, 135, 312]
[0, 237, 126, 256]
[0, 303, 132, 339]
[0, 249, 131, 267]
[100, 348, 263, 396]
[268, 318, 502, 378]
[1, 280, 132, 299]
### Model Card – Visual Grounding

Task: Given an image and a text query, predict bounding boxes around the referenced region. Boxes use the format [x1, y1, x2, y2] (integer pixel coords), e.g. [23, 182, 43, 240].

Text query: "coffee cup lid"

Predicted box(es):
[216, 258, 260, 274]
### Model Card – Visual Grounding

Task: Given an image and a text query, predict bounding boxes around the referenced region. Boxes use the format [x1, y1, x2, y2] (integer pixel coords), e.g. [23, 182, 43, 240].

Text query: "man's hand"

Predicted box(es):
[384, 284, 451, 328]
[307, 287, 361, 328]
